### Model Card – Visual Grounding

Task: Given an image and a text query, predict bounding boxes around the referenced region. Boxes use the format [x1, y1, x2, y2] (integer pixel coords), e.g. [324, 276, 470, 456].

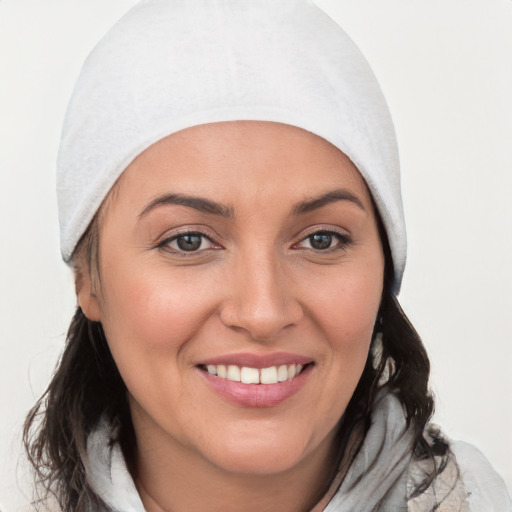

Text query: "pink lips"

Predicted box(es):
[197, 352, 313, 408]
[199, 352, 312, 369]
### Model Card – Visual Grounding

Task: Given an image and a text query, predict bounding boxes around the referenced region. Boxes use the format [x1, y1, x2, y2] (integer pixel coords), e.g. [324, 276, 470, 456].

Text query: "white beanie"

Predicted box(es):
[57, 0, 406, 291]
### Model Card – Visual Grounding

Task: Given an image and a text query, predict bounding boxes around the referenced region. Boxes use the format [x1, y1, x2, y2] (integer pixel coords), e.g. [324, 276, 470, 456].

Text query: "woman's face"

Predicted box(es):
[79, 121, 384, 477]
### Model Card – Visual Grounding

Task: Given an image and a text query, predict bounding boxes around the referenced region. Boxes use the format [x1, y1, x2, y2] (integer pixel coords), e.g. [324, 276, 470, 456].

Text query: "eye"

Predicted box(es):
[296, 230, 350, 251]
[159, 232, 215, 253]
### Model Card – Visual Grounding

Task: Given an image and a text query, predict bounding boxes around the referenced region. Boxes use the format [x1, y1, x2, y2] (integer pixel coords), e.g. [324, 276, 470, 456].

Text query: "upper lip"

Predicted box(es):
[198, 352, 313, 369]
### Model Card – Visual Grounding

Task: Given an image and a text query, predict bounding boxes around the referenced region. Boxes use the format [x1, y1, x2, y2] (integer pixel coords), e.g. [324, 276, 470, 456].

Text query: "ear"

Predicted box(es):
[75, 269, 102, 321]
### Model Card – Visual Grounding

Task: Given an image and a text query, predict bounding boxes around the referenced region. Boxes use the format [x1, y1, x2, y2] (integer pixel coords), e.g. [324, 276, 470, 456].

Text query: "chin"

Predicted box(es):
[199, 425, 333, 477]
[208, 444, 307, 476]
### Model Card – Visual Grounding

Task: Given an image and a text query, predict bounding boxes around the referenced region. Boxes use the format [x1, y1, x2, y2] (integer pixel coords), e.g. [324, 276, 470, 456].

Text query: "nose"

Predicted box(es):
[219, 250, 303, 341]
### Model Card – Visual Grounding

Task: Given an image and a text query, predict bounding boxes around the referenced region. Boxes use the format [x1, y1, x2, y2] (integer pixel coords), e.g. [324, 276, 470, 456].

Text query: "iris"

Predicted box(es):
[176, 234, 203, 251]
[309, 232, 333, 250]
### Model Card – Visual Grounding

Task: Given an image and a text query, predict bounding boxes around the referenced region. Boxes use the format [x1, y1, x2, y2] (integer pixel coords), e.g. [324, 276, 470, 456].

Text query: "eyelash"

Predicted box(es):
[293, 229, 352, 252]
[156, 228, 352, 256]
[156, 230, 220, 255]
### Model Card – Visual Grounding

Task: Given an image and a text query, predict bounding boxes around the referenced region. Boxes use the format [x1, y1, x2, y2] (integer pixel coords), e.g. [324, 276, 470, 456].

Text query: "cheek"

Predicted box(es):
[294, 267, 382, 444]
[97, 259, 219, 368]
[310, 267, 382, 343]
[96, 263, 224, 426]
[300, 253, 383, 399]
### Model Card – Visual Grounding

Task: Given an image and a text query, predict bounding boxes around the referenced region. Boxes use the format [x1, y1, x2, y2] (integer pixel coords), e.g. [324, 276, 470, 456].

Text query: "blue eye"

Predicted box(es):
[297, 230, 349, 251]
[160, 232, 214, 253]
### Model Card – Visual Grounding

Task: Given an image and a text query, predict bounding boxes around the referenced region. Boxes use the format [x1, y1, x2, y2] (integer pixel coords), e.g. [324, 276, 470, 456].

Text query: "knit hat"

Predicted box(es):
[57, 0, 406, 291]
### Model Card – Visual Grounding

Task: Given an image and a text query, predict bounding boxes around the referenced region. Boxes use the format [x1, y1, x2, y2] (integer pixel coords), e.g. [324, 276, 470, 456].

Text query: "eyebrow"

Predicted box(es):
[139, 188, 364, 219]
[292, 189, 365, 215]
[139, 193, 234, 218]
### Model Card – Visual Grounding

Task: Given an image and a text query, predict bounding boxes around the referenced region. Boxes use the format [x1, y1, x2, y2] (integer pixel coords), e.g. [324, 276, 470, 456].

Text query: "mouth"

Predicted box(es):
[198, 362, 310, 384]
[196, 357, 314, 407]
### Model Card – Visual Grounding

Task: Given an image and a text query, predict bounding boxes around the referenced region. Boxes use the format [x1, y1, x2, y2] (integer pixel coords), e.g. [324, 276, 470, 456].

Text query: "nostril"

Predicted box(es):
[219, 295, 304, 341]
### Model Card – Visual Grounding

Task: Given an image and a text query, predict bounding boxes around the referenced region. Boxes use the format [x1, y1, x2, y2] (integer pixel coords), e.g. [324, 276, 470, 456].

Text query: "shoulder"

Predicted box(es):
[407, 426, 512, 512]
[451, 440, 512, 512]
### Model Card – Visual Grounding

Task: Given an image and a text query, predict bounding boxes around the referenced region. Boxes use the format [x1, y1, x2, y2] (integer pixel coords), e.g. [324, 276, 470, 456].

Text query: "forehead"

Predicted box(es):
[112, 121, 372, 209]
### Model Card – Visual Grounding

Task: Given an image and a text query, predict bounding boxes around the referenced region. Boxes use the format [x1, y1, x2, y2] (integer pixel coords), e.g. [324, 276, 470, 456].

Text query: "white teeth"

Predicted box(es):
[260, 366, 278, 384]
[277, 365, 289, 382]
[227, 365, 241, 382]
[204, 363, 307, 384]
[241, 367, 260, 384]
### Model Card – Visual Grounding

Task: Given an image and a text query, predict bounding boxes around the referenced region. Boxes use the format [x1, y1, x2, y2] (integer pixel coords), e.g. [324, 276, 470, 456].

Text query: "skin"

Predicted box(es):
[77, 121, 385, 512]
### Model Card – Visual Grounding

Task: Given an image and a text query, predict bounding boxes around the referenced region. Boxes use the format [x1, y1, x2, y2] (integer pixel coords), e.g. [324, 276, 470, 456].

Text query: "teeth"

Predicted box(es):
[277, 365, 288, 382]
[260, 366, 278, 384]
[204, 363, 306, 384]
[241, 367, 260, 384]
[227, 365, 241, 382]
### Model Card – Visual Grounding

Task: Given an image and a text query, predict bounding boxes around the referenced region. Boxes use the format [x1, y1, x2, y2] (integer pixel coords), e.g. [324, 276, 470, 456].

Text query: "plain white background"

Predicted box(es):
[1, 0, 511, 509]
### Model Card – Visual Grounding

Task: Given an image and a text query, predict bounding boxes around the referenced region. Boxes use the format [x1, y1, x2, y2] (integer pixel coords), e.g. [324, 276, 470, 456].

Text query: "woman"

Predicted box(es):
[22, 1, 511, 511]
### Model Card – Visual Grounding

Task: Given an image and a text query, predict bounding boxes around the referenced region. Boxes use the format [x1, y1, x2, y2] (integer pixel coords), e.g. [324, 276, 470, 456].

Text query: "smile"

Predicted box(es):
[202, 363, 305, 384]
[198, 357, 314, 407]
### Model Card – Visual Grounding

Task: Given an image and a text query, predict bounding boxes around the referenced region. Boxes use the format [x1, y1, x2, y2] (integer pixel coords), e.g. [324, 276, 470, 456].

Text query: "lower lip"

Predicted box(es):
[199, 365, 312, 408]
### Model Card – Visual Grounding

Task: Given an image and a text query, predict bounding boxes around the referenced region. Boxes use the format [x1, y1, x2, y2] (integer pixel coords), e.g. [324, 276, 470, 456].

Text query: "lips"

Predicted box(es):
[197, 353, 314, 407]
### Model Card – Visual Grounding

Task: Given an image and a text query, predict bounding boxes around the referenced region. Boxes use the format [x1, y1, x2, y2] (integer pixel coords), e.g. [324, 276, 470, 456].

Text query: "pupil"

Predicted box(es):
[177, 234, 202, 251]
[311, 233, 332, 250]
